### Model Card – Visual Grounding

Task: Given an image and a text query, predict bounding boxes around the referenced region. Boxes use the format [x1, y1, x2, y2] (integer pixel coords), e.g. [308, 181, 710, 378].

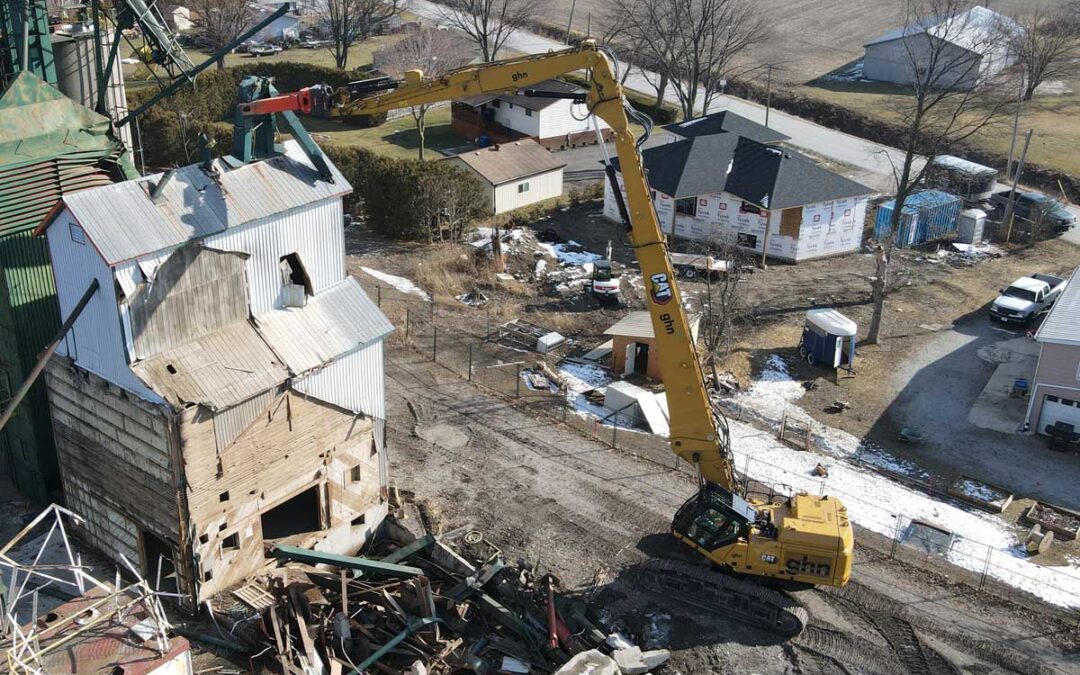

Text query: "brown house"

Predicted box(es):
[606, 311, 701, 382]
[1027, 266, 1080, 435]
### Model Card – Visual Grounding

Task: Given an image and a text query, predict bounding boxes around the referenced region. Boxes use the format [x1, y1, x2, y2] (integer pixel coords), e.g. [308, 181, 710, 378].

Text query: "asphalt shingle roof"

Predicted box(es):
[613, 135, 873, 209]
[446, 138, 566, 185]
[663, 111, 790, 145]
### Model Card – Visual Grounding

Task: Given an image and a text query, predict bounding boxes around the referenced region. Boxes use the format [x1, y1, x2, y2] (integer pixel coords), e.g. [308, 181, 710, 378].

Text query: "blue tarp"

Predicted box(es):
[874, 190, 963, 247]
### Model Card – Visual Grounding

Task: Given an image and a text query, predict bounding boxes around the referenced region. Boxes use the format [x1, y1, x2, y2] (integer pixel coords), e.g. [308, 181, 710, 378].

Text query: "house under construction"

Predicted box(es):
[36, 141, 393, 603]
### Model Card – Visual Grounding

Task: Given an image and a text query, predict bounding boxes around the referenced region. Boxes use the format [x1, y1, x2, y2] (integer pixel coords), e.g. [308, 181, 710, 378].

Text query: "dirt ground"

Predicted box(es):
[344, 207, 1080, 674]
[379, 345, 1079, 674]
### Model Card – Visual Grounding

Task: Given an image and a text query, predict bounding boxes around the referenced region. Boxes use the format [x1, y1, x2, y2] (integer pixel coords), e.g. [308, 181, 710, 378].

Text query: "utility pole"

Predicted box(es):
[565, 0, 577, 44]
[587, 13, 591, 38]
[1006, 72, 1024, 182]
[765, 64, 773, 128]
[1003, 129, 1032, 243]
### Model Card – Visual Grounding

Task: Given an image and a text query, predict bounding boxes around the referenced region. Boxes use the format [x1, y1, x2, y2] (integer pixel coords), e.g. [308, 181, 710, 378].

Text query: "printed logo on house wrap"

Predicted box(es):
[649, 273, 673, 305]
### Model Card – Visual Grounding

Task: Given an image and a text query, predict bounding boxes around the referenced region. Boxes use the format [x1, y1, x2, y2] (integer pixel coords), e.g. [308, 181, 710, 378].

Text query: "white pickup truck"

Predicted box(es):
[989, 273, 1067, 324]
[669, 253, 729, 280]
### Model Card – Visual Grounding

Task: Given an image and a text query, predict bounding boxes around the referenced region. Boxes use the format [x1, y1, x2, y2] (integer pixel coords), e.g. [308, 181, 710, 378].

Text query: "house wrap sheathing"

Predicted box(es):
[36, 141, 393, 603]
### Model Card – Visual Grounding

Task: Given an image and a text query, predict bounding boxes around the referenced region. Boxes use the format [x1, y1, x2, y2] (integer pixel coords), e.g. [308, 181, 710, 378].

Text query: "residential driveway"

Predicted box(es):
[871, 310, 1080, 510]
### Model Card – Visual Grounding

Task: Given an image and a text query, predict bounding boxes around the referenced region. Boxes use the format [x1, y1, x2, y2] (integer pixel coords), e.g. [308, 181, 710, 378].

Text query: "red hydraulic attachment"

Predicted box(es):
[238, 87, 319, 116]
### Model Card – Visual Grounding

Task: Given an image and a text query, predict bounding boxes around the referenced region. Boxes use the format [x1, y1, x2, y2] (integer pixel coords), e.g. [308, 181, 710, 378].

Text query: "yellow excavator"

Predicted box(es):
[242, 41, 853, 635]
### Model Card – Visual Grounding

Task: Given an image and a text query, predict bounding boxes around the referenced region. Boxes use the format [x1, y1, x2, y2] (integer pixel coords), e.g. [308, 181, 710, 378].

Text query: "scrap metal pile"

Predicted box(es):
[219, 526, 669, 674]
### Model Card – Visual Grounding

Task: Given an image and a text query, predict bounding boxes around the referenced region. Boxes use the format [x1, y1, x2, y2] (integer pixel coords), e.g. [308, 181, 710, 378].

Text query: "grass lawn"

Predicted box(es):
[121, 34, 404, 85]
[300, 106, 462, 161]
[799, 75, 1080, 177]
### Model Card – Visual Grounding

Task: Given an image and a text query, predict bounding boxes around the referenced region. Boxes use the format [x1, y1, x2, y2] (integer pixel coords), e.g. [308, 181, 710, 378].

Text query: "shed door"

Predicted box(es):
[624, 342, 636, 376]
[833, 336, 844, 368]
[1038, 395, 1080, 435]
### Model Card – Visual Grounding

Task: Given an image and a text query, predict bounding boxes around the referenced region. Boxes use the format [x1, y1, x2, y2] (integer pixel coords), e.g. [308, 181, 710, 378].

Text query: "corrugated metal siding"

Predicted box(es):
[255, 276, 393, 375]
[214, 388, 278, 453]
[205, 199, 347, 317]
[46, 210, 161, 401]
[293, 340, 385, 420]
[59, 141, 351, 264]
[0, 230, 60, 371]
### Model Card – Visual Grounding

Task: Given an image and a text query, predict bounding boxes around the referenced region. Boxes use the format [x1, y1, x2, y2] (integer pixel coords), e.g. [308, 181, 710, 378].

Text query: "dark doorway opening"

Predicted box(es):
[634, 342, 650, 376]
[261, 486, 322, 540]
[141, 530, 179, 595]
[279, 253, 313, 296]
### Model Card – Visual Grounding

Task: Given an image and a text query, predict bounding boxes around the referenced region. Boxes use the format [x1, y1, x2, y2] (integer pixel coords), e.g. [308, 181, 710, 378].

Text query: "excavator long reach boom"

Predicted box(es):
[328, 41, 735, 489]
[250, 41, 855, 636]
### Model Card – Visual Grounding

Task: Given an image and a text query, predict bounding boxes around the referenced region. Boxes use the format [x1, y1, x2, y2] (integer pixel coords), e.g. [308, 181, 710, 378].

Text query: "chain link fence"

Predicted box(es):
[366, 281, 1080, 628]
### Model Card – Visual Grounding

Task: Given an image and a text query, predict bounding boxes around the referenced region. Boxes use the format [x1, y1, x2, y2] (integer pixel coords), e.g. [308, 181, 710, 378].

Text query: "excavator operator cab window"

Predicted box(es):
[683, 507, 743, 551]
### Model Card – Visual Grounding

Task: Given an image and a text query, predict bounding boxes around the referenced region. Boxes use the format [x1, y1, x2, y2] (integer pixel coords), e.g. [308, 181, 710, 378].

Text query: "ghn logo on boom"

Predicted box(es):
[786, 556, 832, 577]
[511, 71, 529, 82]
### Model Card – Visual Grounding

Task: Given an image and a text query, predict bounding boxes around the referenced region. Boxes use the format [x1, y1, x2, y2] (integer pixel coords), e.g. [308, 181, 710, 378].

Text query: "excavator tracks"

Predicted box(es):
[637, 558, 809, 637]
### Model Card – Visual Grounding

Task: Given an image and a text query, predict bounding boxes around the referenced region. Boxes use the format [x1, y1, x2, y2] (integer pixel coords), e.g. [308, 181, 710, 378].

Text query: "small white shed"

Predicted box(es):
[443, 139, 566, 214]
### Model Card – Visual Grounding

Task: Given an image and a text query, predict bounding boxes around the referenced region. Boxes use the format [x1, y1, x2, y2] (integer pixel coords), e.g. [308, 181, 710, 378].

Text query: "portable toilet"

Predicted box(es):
[799, 309, 857, 370]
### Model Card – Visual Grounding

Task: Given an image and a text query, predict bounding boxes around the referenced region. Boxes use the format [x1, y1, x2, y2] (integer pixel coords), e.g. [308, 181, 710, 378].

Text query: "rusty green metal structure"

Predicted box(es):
[0, 0, 57, 87]
[0, 71, 131, 500]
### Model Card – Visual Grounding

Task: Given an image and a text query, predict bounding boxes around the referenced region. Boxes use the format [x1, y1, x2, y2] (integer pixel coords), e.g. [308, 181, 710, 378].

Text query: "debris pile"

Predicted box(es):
[219, 527, 669, 674]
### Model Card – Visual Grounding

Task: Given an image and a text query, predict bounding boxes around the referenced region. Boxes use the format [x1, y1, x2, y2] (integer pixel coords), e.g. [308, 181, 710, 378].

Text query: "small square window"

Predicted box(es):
[1048, 395, 1060, 403]
[350, 465, 362, 482]
[525, 108, 533, 117]
[219, 491, 230, 502]
[203, 567, 213, 582]
[518, 182, 530, 194]
[69, 223, 86, 245]
[222, 533, 239, 552]
[719, 202, 727, 211]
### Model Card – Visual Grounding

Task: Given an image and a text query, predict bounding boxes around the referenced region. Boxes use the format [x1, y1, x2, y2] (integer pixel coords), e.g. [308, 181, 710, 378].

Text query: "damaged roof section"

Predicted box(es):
[132, 322, 287, 410]
[255, 276, 393, 375]
[37, 140, 351, 264]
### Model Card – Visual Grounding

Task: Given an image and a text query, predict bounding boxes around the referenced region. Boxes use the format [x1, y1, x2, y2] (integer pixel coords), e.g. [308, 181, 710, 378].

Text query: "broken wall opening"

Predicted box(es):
[141, 529, 179, 595]
[261, 486, 322, 541]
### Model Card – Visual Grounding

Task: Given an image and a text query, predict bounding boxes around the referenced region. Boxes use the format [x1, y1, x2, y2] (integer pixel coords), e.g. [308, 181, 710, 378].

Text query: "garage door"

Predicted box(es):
[1038, 395, 1080, 435]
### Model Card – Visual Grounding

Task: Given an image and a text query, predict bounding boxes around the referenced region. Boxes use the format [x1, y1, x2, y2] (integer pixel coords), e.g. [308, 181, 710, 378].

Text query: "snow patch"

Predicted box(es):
[538, 240, 604, 266]
[735, 355, 806, 421]
[360, 267, 430, 300]
[731, 423, 1080, 608]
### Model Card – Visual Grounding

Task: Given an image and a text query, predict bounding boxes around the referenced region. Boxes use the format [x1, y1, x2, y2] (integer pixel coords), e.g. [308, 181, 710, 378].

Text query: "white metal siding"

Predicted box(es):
[490, 102, 542, 137]
[864, 35, 982, 89]
[203, 198, 346, 316]
[215, 389, 277, 453]
[493, 168, 563, 214]
[46, 211, 161, 401]
[537, 99, 608, 139]
[293, 339, 385, 419]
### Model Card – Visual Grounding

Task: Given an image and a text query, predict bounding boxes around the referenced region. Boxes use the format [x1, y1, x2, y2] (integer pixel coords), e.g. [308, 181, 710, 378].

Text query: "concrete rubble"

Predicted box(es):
[199, 518, 668, 674]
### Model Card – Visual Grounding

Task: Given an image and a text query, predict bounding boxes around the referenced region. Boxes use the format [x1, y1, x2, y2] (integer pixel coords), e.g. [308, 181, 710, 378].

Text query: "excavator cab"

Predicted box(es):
[672, 483, 757, 553]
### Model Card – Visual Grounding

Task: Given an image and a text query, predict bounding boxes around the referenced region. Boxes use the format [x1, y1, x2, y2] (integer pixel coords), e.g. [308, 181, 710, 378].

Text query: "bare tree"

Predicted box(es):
[866, 0, 1013, 344]
[188, 0, 256, 69]
[374, 27, 473, 159]
[692, 235, 748, 388]
[999, 2, 1080, 101]
[607, 0, 768, 120]
[317, 0, 402, 70]
[438, 0, 541, 62]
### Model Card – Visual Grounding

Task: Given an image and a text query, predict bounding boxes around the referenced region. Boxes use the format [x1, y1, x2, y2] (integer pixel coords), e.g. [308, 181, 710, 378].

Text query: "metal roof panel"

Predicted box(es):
[255, 276, 393, 375]
[1035, 266, 1080, 346]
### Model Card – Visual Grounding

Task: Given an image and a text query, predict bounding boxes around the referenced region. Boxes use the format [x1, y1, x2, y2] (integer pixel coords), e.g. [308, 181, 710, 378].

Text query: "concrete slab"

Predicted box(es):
[968, 358, 1037, 434]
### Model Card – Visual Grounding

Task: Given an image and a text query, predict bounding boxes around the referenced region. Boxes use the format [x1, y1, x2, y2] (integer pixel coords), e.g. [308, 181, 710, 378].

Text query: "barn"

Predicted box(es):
[862, 6, 1016, 90]
[35, 141, 392, 604]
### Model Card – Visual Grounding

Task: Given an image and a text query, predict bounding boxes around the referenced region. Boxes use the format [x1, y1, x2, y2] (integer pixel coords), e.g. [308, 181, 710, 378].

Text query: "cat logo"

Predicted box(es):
[649, 273, 673, 305]
[761, 553, 777, 564]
